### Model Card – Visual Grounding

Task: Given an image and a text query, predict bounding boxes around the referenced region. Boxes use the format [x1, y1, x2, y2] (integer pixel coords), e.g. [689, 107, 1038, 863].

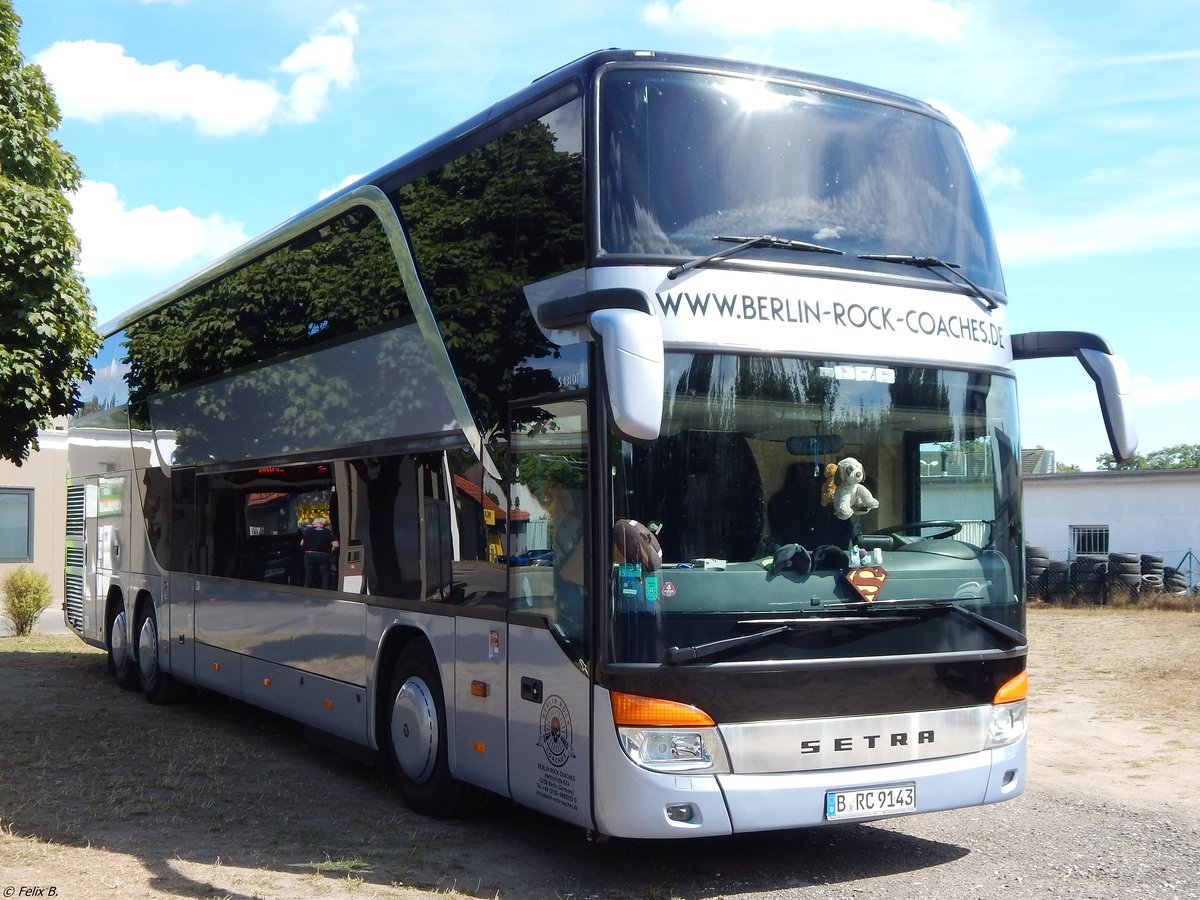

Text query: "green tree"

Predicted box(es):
[1096, 443, 1200, 471]
[0, 3, 99, 463]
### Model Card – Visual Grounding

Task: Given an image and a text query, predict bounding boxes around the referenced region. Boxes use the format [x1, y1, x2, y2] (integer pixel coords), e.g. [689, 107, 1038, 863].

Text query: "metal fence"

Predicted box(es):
[1026, 547, 1198, 605]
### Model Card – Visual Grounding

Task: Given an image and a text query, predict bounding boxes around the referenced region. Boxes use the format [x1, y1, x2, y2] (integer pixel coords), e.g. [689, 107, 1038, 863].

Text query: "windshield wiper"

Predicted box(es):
[826, 596, 1026, 646]
[667, 234, 844, 280]
[665, 615, 916, 664]
[857, 254, 997, 310]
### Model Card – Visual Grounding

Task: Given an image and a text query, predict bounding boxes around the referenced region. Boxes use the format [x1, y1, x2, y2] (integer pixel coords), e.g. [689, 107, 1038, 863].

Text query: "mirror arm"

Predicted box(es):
[1011, 331, 1138, 463]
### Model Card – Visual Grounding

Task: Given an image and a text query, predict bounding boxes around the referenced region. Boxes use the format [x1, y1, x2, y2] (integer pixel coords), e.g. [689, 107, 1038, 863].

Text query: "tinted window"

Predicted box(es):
[599, 70, 1003, 292]
[394, 98, 586, 439]
[126, 206, 412, 402]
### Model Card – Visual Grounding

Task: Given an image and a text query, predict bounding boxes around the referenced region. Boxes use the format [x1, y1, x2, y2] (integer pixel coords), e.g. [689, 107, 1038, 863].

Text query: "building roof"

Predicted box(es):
[452, 474, 529, 522]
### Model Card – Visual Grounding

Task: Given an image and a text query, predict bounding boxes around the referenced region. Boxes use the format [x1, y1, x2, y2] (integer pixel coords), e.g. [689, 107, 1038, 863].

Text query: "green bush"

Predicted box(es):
[3, 566, 53, 637]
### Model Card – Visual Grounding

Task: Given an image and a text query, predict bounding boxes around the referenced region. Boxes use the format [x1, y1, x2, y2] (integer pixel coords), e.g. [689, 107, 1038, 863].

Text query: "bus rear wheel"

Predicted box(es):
[135, 604, 189, 704]
[381, 641, 489, 819]
[107, 604, 138, 690]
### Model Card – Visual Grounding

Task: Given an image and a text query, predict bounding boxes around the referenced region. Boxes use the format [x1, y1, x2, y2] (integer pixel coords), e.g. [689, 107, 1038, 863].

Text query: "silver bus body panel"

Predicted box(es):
[717, 738, 1025, 833]
[719, 706, 993, 773]
[588, 265, 1012, 373]
[506, 622, 594, 829]
[591, 684, 1025, 838]
[451, 615, 511, 796]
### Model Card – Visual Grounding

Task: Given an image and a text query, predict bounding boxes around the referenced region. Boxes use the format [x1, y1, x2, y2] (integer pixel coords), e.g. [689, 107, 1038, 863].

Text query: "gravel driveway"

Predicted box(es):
[0, 608, 1196, 899]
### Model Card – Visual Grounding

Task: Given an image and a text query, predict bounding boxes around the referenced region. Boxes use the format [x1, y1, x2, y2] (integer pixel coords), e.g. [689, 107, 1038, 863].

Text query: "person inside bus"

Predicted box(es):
[301, 517, 339, 589]
[550, 486, 586, 637]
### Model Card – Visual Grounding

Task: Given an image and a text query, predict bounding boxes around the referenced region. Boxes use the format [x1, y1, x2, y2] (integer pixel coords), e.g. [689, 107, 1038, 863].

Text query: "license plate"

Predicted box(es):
[825, 783, 916, 821]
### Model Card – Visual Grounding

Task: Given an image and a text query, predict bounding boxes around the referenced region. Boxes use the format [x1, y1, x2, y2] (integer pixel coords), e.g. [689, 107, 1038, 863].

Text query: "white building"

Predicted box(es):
[0, 424, 68, 634]
[1023, 469, 1200, 584]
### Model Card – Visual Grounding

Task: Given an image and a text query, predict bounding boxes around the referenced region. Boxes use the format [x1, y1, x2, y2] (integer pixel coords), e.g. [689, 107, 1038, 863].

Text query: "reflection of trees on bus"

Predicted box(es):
[116, 102, 589, 609]
[394, 117, 585, 442]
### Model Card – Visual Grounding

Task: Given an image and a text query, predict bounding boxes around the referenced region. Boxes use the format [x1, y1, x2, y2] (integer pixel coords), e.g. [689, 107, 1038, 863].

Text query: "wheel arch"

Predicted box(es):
[131, 587, 159, 669]
[104, 584, 127, 636]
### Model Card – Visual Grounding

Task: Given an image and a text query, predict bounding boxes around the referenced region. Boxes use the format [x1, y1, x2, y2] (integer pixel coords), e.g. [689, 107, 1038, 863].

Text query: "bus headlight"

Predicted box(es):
[617, 726, 731, 774]
[986, 700, 1027, 748]
[610, 690, 731, 774]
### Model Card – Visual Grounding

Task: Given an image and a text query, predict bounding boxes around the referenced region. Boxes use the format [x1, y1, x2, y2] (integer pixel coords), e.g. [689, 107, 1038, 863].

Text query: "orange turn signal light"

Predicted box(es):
[610, 691, 714, 727]
[994, 670, 1028, 704]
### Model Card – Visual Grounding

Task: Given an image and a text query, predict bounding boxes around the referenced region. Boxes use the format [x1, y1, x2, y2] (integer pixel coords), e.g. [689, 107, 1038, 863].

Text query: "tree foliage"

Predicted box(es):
[1096, 443, 1200, 471]
[0, 3, 99, 463]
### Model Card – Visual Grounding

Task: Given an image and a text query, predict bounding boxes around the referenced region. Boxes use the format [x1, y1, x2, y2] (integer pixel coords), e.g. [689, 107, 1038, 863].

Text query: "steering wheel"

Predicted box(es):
[870, 520, 962, 541]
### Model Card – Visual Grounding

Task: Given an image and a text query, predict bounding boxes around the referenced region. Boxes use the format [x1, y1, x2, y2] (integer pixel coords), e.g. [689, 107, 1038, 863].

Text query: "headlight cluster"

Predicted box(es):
[986, 699, 1027, 748]
[617, 726, 731, 774]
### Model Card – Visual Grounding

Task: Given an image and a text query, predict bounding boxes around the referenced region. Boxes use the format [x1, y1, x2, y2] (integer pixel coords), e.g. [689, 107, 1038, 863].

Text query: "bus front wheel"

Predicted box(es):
[381, 641, 489, 819]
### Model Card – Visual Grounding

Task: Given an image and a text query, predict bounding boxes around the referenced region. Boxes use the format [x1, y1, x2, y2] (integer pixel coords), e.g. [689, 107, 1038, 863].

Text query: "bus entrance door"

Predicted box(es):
[506, 623, 593, 829]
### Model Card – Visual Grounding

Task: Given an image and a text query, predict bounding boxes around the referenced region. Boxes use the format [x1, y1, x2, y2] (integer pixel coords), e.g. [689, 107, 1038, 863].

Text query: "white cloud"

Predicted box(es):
[278, 10, 360, 123]
[641, 0, 967, 40]
[37, 40, 280, 136]
[35, 9, 358, 135]
[317, 173, 368, 201]
[69, 180, 248, 278]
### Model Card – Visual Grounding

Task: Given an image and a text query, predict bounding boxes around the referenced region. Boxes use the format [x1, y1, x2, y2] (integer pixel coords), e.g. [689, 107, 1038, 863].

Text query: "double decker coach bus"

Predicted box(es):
[65, 50, 1136, 838]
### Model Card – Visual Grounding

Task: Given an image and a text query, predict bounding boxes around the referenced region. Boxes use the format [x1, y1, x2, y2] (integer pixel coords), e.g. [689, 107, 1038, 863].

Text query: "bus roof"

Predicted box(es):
[99, 49, 946, 336]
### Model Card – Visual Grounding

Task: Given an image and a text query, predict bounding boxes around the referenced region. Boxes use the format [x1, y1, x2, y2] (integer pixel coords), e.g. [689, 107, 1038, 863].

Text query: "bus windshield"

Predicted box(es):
[598, 68, 1004, 293]
[609, 353, 1023, 664]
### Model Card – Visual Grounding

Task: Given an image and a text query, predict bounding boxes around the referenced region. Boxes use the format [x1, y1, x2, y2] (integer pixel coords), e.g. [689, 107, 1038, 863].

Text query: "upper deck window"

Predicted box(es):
[597, 68, 1004, 293]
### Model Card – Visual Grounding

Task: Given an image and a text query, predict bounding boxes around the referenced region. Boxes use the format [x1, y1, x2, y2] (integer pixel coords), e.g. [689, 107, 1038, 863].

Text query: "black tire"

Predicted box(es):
[1025, 546, 1051, 563]
[135, 604, 191, 704]
[1044, 560, 1069, 596]
[106, 602, 139, 690]
[380, 641, 490, 819]
[1140, 555, 1164, 576]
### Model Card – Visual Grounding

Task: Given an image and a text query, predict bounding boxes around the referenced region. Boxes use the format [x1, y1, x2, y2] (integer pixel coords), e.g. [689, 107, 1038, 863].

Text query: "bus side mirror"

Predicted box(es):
[1011, 331, 1138, 463]
[589, 308, 664, 443]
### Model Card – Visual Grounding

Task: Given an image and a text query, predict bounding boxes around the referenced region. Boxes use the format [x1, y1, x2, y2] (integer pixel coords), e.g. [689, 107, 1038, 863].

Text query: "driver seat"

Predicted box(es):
[768, 463, 854, 551]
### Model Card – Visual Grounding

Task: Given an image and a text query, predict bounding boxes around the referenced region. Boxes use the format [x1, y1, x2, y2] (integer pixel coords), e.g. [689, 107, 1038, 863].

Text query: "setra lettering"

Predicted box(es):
[799, 730, 936, 754]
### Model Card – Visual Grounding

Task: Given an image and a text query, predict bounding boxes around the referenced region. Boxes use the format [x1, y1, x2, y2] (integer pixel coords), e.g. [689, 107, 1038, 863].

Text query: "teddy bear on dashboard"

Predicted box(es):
[822, 456, 879, 521]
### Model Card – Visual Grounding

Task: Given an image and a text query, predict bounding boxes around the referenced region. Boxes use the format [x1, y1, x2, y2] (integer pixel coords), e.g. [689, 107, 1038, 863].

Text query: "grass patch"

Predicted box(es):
[289, 854, 374, 875]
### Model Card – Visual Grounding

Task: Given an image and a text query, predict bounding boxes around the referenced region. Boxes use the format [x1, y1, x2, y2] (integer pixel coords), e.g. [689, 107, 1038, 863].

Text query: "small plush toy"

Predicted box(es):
[820, 462, 839, 508]
[829, 457, 879, 521]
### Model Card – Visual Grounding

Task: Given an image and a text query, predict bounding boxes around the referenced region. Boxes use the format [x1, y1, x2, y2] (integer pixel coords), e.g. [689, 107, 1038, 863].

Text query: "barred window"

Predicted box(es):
[1071, 525, 1109, 556]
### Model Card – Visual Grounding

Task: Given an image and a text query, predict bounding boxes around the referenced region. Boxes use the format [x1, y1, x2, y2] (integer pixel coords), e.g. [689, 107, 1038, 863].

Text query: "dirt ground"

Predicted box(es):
[0, 606, 1197, 899]
[1023, 606, 1200, 816]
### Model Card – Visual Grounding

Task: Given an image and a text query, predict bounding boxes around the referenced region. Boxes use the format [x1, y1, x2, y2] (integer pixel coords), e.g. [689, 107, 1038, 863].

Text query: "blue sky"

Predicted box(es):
[15, 0, 1200, 470]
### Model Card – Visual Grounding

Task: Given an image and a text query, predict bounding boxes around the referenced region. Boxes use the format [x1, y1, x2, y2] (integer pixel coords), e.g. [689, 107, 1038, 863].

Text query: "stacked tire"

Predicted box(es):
[1025, 545, 1050, 602]
[1163, 566, 1190, 595]
[1044, 559, 1070, 605]
[1071, 555, 1107, 605]
[1107, 552, 1142, 603]
[1140, 554, 1165, 598]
